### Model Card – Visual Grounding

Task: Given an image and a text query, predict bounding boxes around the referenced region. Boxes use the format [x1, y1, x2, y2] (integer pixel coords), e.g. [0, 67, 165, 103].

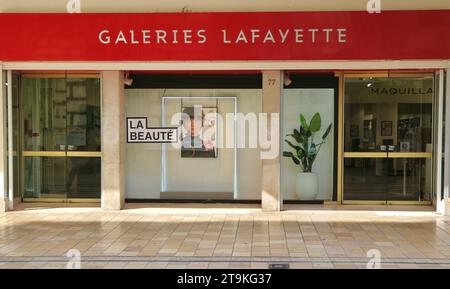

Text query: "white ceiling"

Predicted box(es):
[1, 0, 449, 13]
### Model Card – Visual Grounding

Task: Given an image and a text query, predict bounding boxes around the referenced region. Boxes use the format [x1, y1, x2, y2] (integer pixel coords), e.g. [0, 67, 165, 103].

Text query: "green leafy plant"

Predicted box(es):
[282, 112, 332, 173]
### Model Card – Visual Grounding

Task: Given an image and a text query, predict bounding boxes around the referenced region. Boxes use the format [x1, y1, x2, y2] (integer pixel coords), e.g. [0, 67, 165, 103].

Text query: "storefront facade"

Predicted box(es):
[0, 6, 449, 213]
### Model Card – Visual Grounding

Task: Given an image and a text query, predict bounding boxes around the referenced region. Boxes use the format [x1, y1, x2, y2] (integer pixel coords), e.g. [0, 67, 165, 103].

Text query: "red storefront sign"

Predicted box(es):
[0, 11, 449, 61]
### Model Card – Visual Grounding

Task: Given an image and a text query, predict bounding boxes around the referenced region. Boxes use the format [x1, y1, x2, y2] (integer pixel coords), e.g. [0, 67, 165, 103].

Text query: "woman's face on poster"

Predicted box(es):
[183, 116, 203, 136]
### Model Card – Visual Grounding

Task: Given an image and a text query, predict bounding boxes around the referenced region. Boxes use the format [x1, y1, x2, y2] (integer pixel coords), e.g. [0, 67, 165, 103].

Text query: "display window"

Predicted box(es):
[125, 74, 263, 200]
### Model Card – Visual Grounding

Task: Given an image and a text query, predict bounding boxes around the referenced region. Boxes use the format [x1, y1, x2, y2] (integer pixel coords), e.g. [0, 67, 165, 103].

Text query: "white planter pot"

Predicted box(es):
[295, 172, 319, 200]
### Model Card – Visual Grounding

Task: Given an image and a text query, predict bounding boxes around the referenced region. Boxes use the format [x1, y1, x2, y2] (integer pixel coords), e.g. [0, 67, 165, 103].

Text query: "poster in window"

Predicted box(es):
[381, 121, 392, 136]
[180, 105, 217, 158]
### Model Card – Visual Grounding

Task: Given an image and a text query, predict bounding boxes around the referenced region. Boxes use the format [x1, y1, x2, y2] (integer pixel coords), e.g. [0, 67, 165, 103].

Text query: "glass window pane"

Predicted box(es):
[12, 74, 21, 198]
[20, 75, 101, 200]
[344, 77, 433, 153]
[67, 157, 101, 199]
[343, 76, 434, 202]
[344, 157, 431, 201]
[125, 88, 262, 200]
[22, 77, 67, 152]
[66, 78, 101, 152]
[23, 157, 66, 198]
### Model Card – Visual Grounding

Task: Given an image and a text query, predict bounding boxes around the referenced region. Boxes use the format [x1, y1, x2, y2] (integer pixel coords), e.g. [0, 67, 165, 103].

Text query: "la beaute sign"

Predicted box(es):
[0, 11, 449, 61]
[127, 117, 178, 143]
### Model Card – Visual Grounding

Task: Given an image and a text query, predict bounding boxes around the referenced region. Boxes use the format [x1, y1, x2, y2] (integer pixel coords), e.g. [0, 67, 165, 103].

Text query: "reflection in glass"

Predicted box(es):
[343, 77, 434, 202]
[20, 75, 101, 199]
[66, 78, 101, 151]
[12, 74, 21, 198]
[344, 77, 433, 153]
[22, 77, 67, 151]
[344, 157, 431, 201]
[23, 157, 66, 198]
[67, 157, 101, 198]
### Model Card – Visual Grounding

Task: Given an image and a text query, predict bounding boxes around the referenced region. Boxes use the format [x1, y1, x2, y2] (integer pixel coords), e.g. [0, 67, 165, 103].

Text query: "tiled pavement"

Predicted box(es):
[0, 203, 449, 269]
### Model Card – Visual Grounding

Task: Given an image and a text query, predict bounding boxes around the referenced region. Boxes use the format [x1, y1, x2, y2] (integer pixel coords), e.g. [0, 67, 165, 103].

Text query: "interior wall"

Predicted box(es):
[344, 78, 434, 152]
[163, 97, 235, 195]
[282, 88, 335, 200]
[125, 89, 162, 199]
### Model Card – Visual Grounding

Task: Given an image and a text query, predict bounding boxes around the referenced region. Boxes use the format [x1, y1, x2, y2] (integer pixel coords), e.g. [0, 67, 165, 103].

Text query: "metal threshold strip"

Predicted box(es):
[22, 198, 100, 203]
[22, 151, 101, 157]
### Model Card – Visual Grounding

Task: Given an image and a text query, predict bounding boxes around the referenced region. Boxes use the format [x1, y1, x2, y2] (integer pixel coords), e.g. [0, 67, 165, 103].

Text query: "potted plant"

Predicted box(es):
[283, 112, 332, 200]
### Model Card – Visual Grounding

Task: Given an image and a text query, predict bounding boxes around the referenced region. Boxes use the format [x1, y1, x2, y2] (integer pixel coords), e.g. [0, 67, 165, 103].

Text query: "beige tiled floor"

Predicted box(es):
[0, 203, 449, 269]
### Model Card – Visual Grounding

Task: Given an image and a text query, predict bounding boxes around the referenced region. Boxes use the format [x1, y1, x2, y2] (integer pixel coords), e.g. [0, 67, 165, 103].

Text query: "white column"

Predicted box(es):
[0, 67, 7, 212]
[436, 69, 446, 214]
[101, 71, 125, 210]
[7, 71, 13, 210]
[261, 70, 282, 211]
[443, 69, 450, 215]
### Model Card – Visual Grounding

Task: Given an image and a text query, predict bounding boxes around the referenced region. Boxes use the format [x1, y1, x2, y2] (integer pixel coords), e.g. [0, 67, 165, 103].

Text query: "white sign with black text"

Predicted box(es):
[127, 117, 178, 143]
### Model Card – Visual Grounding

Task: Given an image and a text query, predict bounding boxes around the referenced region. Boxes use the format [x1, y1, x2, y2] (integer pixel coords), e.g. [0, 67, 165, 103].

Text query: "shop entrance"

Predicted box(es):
[19, 73, 101, 201]
[342, 74, 434, 204]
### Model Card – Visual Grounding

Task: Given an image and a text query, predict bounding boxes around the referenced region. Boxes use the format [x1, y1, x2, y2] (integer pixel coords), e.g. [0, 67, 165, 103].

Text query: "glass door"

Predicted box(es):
[343, 75, 434, 204]
[21, 74, 101, 201]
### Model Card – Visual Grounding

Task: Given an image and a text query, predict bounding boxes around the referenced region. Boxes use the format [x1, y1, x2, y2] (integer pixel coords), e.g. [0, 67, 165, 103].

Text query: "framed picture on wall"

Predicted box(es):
[180, 105, 218, 158]
[350, 125, 359, 138]
[381, 121, 393, 136]
[400, 141, 410, 152]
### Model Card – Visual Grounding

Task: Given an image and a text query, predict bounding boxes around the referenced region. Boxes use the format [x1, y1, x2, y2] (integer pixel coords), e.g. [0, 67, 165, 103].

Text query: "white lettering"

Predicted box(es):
[172, 30, 178, 44]
[183, 30, 192, 43]
[337, 28, 347, 43]
[98, 30, 110, 44]
[308, 28, 318, 43]
[115, 31, 127, 44]
[222, 29, 231, 44]
[323, 28, 333, 43]
[156, 30, 167, 44]
[97, 28, 348, 46]
[235, 30, 248, 43]
[294, 29, 304, 43]
[263, 30, 275, 43]
[142, 30, 151, 44]
[130, 30, 139, 44]
[197, 30, 207, 44]
[279, 29, 290, 43]
[250, 29, 260, 43]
